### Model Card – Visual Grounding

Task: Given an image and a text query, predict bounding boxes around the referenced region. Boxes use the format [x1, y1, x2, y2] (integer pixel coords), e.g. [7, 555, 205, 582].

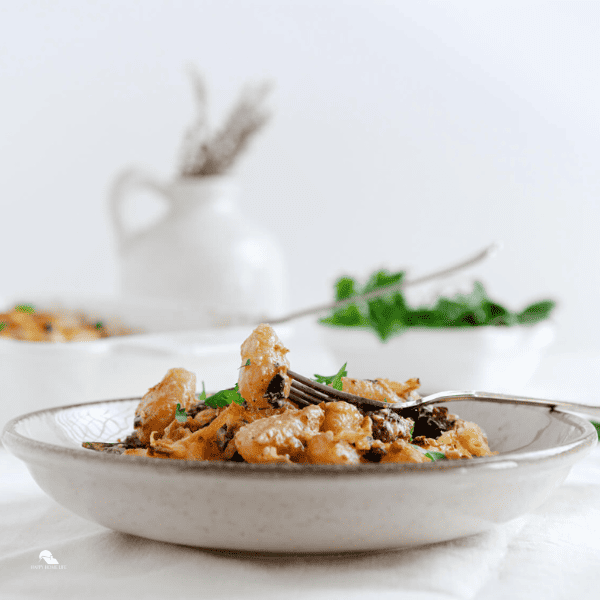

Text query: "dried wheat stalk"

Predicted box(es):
[178, 68, 272, 177]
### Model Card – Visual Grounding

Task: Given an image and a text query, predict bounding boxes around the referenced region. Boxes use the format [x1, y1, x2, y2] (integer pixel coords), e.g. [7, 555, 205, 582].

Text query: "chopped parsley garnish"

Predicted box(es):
[0, 322, 5, 332]
[175, 403, 188, 423]
[313, 362, 348, 391]
[409, 424, 415, 441]
[320, 272, 556, 341]
[591, 421, 600, 441]
[204, 383, 245, 408]
[424, 451, 447, 462]
[95, 321, 103, 329]
[15, 304, 35, 314]
[411, 444, 447, 461]
[238, 359, 251, 369]
[197, 381, 207, 402]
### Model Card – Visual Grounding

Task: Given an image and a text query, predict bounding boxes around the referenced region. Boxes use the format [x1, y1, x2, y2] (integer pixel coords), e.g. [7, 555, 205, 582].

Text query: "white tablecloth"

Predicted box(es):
[1, 350, 600, 599]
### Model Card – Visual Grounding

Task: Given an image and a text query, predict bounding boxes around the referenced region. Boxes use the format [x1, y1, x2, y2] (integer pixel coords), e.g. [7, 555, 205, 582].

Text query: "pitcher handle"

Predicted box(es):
[109, 168, 172, 253]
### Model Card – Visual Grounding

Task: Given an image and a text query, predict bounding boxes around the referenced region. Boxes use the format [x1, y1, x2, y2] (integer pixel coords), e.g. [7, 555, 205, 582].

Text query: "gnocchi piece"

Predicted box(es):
[133, 368, 197, 445]
[341, 377, 421, 403]
[234, 404, 324, 463]
[305, 431, 362, 465]
[238, 323, 291, 409]
[380, 439, 431, 464]
[320, 401, 364, 436]
[424, 420, 495, 459]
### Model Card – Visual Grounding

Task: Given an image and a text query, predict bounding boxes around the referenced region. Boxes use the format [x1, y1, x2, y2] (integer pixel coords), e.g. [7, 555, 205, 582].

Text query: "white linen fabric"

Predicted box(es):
[1, 444, 599, 600]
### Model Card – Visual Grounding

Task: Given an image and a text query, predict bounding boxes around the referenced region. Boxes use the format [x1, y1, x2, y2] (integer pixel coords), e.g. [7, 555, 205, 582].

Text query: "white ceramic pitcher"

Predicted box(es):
[109, 169, 288, 327]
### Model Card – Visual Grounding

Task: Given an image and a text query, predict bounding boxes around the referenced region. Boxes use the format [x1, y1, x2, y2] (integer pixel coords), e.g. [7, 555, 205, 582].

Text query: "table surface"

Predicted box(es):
[2, 348, 600, 600]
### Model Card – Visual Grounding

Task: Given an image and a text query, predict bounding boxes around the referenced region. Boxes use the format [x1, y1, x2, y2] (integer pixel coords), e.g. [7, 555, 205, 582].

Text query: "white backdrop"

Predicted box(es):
[1, 1, 599, 350]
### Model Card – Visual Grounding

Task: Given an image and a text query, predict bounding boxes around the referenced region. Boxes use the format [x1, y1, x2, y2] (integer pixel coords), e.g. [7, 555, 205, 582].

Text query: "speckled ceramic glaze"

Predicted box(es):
[2, 397, 596, 553]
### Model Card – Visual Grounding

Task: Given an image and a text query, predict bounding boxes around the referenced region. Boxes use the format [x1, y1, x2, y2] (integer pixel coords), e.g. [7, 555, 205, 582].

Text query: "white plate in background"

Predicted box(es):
[0, 296, 337, 427]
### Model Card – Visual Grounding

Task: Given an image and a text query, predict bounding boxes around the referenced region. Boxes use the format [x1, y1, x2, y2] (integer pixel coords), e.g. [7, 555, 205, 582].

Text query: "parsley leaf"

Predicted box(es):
[238, 359, 251, 369]
[320, 274, 555, 342]
[410, 444, 447, 461]
[424, 451, 447, 461]
[197, 381, 206, 402]
[320, 303, 367, 327]
[95, 321, 104, 329]
[175, 403, 188, 423]
[335, 277, 358, 301]
[205, 383, 245, 408]
[313, 362, 348, 391]
[0, 322, 5, 332]
[409, 424, 414, 441]
[591, 421, 600, 441]
[517, 300, 556, 325]
[15, 304, 35, 314]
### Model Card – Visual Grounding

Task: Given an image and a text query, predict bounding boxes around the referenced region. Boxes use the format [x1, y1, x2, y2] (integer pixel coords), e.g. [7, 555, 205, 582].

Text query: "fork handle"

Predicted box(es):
[427, 391, 600, 420]
[267, 243, 500, 325]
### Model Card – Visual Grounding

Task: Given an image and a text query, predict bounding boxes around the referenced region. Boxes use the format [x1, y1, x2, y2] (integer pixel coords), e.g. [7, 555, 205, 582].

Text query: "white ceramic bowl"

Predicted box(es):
[2, 395, 595, 553]
[0, 296, 337, 428]
[318, 323, 555, 394]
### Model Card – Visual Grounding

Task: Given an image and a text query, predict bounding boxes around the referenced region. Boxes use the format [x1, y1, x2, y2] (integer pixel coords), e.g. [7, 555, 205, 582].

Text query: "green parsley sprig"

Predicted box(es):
[320, 271, 556, 341]
[175, 403, 189, 423]
[424, 451, 447, 461]
[410, 444, 446, 461]
[313, 362, 348, 391]
[204, 383, 246, 408]
[15, 304, 35, 314]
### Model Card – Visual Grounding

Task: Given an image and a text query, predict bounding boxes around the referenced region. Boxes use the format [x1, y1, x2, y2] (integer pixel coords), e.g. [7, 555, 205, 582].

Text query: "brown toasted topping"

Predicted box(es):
[369, 409, 413, 443]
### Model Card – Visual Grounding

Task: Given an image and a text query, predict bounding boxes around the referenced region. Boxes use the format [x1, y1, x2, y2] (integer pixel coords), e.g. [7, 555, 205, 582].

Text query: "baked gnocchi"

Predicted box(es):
[83, 323, 495, 464]
[0, 304, 132, 342]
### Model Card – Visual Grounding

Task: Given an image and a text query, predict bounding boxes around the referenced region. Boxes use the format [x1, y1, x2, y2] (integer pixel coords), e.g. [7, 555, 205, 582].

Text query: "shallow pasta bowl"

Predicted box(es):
[2, 395, 596, 553]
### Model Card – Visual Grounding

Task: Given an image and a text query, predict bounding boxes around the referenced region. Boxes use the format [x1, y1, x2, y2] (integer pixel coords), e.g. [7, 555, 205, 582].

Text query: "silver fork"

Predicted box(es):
[287, 370, 600, 419]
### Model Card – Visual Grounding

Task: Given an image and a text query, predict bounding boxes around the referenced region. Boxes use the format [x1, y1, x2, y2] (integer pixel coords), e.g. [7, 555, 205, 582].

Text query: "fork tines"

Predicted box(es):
[287, 370, 401, 410]
[287, 385, 320, 407]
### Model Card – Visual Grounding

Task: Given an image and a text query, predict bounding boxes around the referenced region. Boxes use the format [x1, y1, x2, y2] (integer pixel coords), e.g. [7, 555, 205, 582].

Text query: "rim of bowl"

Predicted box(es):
[0, 329, 242, 350]
[318, 321, 555, 337]
[2, 396, 596, 478]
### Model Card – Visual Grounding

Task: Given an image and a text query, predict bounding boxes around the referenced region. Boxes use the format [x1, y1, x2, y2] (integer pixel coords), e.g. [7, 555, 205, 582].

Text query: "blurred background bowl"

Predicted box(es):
[0, 296, 337, 428]
[318, 322, 555, 394]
